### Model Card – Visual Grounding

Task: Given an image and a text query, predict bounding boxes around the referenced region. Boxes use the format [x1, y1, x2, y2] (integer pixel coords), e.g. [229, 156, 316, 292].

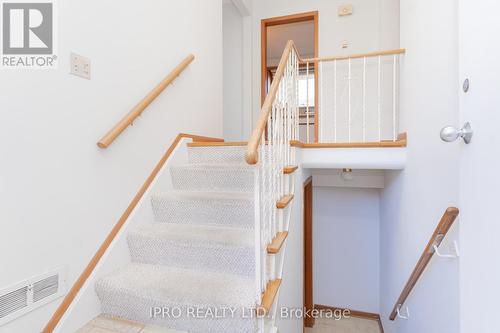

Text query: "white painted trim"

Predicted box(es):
[301, 148, 407, 170]
[312, 169, 385, 188]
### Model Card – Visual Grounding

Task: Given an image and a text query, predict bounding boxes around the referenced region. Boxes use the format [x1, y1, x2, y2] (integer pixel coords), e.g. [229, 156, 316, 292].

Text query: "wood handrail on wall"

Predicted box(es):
[97, 55, 195, 149]
[43, 133, 223, 333]
[389, 207, 459, 321]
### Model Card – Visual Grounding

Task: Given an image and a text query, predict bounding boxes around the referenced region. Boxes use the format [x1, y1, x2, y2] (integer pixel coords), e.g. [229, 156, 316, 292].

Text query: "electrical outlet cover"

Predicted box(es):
[70, 53, 91, 79]
[338, 4, 353, 17]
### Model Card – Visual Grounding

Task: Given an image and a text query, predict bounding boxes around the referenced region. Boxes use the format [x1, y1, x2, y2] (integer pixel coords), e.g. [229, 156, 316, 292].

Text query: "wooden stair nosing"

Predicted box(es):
[267, 231, 289, 254]
[258, 279, 282, 316]
[276, 194, 294, 209]
[283, 165, 298, 174]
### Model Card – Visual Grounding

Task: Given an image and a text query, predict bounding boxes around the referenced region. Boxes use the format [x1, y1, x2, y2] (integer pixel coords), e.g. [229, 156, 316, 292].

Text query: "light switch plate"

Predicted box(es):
[338, 4, 353, 17]
[70, 53, 91, 79]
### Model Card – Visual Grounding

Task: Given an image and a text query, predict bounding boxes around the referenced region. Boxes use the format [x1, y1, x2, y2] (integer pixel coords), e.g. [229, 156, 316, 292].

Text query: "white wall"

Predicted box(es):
[0, 1, 223, 331]
[251, 0, 400, 126]
[313, 187, 380, 313]
[223, 2, 244, 141]
[379, 1, 460, 332]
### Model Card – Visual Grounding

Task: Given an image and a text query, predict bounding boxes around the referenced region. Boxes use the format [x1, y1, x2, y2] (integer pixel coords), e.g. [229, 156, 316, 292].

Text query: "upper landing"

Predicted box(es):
[187, 133, 407, 171]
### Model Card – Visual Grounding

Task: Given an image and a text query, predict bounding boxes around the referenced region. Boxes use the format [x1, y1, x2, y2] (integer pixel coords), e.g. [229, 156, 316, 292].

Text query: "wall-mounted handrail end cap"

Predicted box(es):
[97, 141, 108, 149]
[446, 207, 460, 216]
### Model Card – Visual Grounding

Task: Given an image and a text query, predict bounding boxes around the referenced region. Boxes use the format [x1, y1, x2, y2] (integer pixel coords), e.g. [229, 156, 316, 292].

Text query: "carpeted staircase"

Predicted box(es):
[94, 145, 259, 333]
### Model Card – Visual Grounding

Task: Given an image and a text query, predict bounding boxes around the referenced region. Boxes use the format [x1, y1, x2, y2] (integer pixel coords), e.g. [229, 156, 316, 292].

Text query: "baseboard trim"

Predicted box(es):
[314, 304, 384, 332]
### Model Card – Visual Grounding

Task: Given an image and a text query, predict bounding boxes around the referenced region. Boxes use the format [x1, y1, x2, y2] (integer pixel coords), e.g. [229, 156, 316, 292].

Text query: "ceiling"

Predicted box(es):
[267, 20, 315, 66]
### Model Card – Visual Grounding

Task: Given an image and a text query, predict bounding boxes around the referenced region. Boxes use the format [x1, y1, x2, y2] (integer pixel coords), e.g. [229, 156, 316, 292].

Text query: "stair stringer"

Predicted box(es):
[263, 147, 312, 333]
[54, 138, 192, 333]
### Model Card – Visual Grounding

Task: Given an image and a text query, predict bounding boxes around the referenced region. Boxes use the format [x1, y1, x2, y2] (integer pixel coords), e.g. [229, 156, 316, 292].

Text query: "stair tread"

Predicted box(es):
[129, 223, 254, 248]
[97, 263, 256, 308]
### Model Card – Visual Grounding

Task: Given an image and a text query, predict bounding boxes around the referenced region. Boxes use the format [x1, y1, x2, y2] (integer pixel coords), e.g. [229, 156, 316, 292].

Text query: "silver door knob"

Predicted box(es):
[440, 122, 473, 144]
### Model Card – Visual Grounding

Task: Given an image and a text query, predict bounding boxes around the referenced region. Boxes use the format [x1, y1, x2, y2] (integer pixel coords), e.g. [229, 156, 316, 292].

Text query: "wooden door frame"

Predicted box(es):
[261, 11, 319, 142]
[303, 176, 314, 328]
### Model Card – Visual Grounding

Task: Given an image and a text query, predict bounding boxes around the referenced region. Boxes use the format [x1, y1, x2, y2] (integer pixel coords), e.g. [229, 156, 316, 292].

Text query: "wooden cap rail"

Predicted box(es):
[43, 133, 223, 333]
[389, 207, 459, 321]
[97, 55, 195, 149]
[302, 48, 406, 64]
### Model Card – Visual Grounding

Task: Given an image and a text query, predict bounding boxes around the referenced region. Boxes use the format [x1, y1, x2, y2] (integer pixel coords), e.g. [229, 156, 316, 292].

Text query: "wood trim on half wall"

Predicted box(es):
[303, 176, 314, 328]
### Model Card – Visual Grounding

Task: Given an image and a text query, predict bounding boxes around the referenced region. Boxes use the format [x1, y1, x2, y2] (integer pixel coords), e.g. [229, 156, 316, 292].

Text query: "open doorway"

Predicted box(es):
[261, 11, 319, 142]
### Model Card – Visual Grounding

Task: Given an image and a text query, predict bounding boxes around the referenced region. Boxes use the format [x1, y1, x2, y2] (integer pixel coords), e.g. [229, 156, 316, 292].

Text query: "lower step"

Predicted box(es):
[128, 223, 255, 276]
[77, 314, 185, 333]
[95, 264, 257, 333]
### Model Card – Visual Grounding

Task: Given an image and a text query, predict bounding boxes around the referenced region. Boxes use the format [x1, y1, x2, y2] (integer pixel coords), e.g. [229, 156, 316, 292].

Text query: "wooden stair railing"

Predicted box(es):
[389, 207, 459, 320]
[43, 133, 223, 333]
[246, 46, 406, 163]
[246, 40, 300, 165]
[97, 55, 195, 149]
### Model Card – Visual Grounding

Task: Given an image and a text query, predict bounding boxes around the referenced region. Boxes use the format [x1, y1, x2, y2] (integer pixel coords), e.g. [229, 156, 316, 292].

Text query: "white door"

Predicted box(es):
[457, 1, 500, 332]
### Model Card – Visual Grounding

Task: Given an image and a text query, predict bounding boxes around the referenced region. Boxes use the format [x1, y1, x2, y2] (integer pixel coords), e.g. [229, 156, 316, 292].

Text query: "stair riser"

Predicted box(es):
[151, 197, 255, 229]
[127, 236, 255, 277]
[188, 146, 247, 165]
[170, 166, 256, 193]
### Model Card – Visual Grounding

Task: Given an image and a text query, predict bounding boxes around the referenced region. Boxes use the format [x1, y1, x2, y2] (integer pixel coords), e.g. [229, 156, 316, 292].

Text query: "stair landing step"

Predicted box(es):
[77, 314, 185, 333]
[96, 264, 256, 332]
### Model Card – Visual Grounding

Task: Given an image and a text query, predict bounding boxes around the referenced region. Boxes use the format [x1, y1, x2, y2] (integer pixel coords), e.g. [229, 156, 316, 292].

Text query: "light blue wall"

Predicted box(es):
[379, 1, 460, 332]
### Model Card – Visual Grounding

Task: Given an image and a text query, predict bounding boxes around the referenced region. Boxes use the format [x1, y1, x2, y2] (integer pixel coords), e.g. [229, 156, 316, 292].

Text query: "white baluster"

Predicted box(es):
[393, 54, 397, 142]
[334, 59, 337, 143]
[377, 55, 382, 141]
[306, 62, 310, 143]
[319, 61, 323, 142]
[363, 57, 366, 142]
[348, 58, 352, 143]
